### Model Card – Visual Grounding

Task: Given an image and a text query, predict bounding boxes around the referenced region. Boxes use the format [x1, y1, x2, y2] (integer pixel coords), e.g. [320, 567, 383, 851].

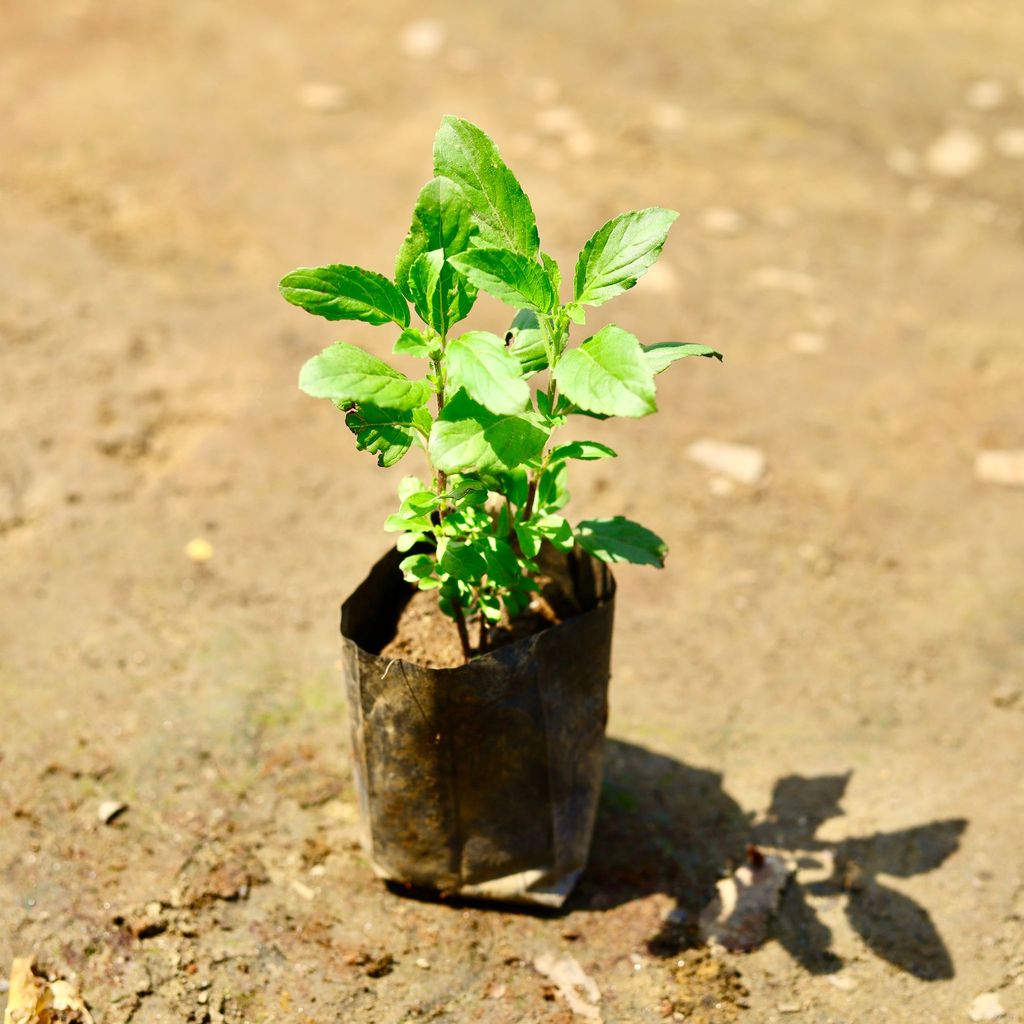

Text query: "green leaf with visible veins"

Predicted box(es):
[438, 540, 487, 583]
[393, 328, 434, 359]
[643, 342, 723, 374]
[395, 176, 477, 332]
[343, 403, 430, 467]
[433, 116, 539, 258]
[299, 342, 430, 410]
[506, 309, 548, 376]
[449, 248, 556, 313]
[552, 325, 656, 418]
[548, 440, 618, 462]
[574, 207, 679, 306]
[444, 331, 530, 415]
[429, 389, 549, 474]
[576, 516, 667, 567]
[541, 251, 561, 297]
[280, 264, 409, 327]
[406, 250, 446, 334]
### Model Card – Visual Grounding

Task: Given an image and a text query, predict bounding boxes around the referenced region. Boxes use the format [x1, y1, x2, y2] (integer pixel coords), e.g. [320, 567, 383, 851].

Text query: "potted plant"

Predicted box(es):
[281, 116, 721, 906]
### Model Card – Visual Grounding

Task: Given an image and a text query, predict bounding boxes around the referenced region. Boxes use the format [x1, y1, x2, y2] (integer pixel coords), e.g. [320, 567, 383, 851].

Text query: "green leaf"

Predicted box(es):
[506, 309, 548, 376]
[541, 251, 561, 297]
[565, 302, 586, 325]
[643, 342, 724, 374]
[393, 328, 435, 359]
[299, 342, 430, 411]
[280, 264, 409, 327]
[548, 440, 618, 462]
[344, 403, 429, 467]
[433, 116, 540, 257]
[449, 248, 556, 313]
[515, 523, 541, 558]
[396, 532, 425, 553]
[576, 516, 667, 567]
[438, 539, 487, 583]
[398, 475, 428, 502]
[552, 325, 657, 418]
[399, 553, 436, 582]
[406, 250, 445, 333]
[537, 460, 570, 512]
[533, 513, 574, 551]
[395, 176, 477, 332]
[481, 536, 520, 587]
[429, 389, 549, 474]
[574, 207, 679, 306]
[444, 331, 530, 415]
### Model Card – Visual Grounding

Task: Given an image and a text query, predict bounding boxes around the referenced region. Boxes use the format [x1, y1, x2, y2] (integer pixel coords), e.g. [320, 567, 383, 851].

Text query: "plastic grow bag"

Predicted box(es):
[339, 545, 615, 907]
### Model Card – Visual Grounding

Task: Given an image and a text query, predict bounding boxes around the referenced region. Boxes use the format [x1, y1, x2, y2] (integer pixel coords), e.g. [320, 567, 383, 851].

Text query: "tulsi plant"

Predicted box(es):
[282, 116, 721, 660]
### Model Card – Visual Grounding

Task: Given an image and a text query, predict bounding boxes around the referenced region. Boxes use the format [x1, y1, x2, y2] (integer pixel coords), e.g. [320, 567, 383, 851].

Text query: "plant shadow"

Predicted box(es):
[575, 739, 967, 981]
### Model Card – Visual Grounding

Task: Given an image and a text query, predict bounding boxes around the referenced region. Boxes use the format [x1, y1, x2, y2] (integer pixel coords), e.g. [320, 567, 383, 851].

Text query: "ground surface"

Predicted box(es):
[2, 1, 1023, 1021]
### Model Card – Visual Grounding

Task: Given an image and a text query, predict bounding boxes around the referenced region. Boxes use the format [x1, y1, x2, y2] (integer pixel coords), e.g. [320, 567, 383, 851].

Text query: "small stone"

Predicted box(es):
[994, 128, 1024, 159]
[291, 879, 315, 901]
[698, 207, 745, 236]
[533, 952, 601, 1021]
[566, 128, 596, 159]
[486, 982, 507, 999]
[827, 973, 857, 991]
[651, 101, 687, 132]
[688, 439, 766, 485]
[975, 450, 1024, 487]
[399, 19, 445, 59]
[965, 79, 1007, 111]
[185, 537, 214, 562]
[536, 105, 581, 136]
[415, 957, 431, 969]
[530, 77, 561, 104]
[789, 331, 827, 355]
[991, 684, 1021, 709]
[886, 146, 920, 177]
[749, 266, 817, 295]
[925, 127, 985, 178]
[98, 799, 127, 824]
[968, 992, 1005, 1021]
[297, 82, 347, 113]
[777, 1003, 801, 1015]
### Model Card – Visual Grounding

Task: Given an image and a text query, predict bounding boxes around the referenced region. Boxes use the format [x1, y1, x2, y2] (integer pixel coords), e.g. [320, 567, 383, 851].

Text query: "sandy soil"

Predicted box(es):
[2, 1, 1023, 1021]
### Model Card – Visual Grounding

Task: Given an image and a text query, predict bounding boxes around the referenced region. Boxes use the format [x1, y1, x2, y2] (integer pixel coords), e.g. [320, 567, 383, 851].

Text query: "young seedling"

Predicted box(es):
[282, 116, 721, 661]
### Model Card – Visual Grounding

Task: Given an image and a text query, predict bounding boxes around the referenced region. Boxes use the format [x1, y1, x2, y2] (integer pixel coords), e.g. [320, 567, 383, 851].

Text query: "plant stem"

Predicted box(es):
[452, 599, 472, 661]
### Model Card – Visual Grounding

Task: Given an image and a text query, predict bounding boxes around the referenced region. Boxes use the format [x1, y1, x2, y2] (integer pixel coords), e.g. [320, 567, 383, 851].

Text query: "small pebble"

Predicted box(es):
[994, 128, 1024, 159]
[651, 101, 687, 132]
[925, 127, 986, 179]
[827, 973, 857, 991]
[415, 957, 431, 969]
[750, 266, 817, 295]
[991, 684, 1021, 709]
[968, 992, 1005, 1021]
[698, 206, 745, 236]
[965, 79, 1007, 111]
[975, 450, 1024, 487]
[399, 19, 445, 59]
[486, 982, 507, 999]
[297, 82, 347, 113]
[886, 146, 920, 177]
[530, 77, 561, 104]
[98, 800, 127, 824]
[291, 879, 315, 901]
[789, 331, 827, 355]
[185, 537, 214, 563]
[688, 439, 767, 486]
[777, 1003, 802, 1015]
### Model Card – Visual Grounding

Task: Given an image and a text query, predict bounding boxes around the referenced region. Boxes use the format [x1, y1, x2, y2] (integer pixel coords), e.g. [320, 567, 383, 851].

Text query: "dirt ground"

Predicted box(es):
[2, 1, 1023, 1021]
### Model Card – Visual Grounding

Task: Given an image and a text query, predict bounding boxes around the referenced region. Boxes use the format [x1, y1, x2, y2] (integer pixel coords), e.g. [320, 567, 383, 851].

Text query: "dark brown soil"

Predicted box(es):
[379, 588, 556, 669]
